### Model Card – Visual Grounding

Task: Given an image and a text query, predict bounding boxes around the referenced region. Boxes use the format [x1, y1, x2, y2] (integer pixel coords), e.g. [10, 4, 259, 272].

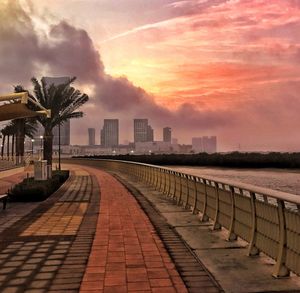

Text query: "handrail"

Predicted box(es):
[69, 157, 300, 278]
[86, 158, 300, 205]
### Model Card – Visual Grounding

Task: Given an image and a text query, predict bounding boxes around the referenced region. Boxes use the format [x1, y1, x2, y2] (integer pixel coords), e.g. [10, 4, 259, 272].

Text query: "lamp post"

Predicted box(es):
[58, 114, 62, 171]
[39, 135, 43, 160]
[31, 139, 35, 159]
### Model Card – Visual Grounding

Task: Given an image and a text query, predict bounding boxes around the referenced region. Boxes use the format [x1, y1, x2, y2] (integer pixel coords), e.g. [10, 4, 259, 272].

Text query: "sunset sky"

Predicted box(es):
[1, 0, 300, 151]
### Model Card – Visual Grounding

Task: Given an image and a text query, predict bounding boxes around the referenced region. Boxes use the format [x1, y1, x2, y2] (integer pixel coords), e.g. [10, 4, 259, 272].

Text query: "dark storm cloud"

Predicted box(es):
[1, 0, 300, 150]
[0, 0, 230, 133]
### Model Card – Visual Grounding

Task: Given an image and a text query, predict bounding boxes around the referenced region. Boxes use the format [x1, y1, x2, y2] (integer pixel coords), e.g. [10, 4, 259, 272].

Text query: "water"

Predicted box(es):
[165, 166, 300, 195]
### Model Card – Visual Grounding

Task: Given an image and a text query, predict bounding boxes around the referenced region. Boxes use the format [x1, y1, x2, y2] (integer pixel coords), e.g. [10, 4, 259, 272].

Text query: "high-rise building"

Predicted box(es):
[43, 76, 71, 146]
[192, 137, 203, 153]
[101, 119, 119, 147]
[202, 136, 217, 153]
[192, 136, 217, 153]
[134, 119, 154, 143]
[163, 127, 172, 142]
[88, 128, 96, 146]
[147, 125, 154, 142]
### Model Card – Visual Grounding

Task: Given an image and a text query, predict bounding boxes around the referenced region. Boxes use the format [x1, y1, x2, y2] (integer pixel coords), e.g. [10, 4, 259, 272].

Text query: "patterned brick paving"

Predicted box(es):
[114, 174, 223, 293]
[81, 168, 188, 293]
[0, 171, 100, 293]
[0, 165, 190, 292]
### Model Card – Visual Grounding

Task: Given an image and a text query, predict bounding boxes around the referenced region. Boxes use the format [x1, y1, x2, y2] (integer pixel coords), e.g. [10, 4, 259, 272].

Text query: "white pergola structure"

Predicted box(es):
[0, 92, 51, 164]
[0, 92, 50, 122]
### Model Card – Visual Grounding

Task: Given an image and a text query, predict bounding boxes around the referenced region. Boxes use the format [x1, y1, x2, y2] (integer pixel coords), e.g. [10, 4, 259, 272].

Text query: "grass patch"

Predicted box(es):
[9, 170, 69, 202]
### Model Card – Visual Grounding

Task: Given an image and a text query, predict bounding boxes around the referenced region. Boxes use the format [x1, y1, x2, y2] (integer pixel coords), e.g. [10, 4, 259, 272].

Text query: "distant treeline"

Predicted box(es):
[74, 152, 300, 169]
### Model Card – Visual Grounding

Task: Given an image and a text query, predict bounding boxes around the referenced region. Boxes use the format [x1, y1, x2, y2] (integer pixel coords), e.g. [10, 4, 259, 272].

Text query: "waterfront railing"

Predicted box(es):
[71, 158, 300, 278]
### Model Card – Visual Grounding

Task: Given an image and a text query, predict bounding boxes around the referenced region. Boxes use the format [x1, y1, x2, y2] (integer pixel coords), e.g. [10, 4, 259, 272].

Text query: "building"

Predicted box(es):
[192, 137, 203, 153]
[163, 127, 172, 142]
[135, 141, 174, 154]
[88, 128, 96, 146]
[203, 136, 217, 153]
[101, 119, 119, 147]
[172, 138, 178, 145]
[43, 76, 71, 146]
[134, 119, 154, 143]
[192, 136, 217, 153]
[147, 125, 154, 142]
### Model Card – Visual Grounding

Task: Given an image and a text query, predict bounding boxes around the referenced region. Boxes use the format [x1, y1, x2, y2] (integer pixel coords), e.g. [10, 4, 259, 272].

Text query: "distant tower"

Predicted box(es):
[43, 76, 71, 146]
[88, 128, 95, 146]
[101, 119, 119, 147]
[134, 119, 154, 143]
[147, 125, 154, 142]
[192, 137, 203, 153]
[163, 127, 172, 142]
[202, 136, 217, 153]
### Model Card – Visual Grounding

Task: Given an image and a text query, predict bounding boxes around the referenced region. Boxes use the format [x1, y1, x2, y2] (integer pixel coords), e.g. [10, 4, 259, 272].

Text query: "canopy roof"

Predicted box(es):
[0, 92, 51, 122]
[0, 103, 45, 121]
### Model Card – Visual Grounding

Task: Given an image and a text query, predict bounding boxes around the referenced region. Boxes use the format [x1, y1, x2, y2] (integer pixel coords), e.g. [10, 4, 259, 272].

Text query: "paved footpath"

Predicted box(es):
[80, 167, 188, 293]
[0, 165, 190, 293]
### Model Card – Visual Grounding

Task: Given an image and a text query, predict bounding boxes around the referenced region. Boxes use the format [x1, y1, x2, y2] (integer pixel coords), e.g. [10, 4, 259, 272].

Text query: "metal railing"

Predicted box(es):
[70, 158, 300, 278]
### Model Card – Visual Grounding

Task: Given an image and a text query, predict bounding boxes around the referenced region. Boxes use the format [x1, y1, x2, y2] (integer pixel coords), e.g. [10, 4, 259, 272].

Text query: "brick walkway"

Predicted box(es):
[0, 165, 187, 292]
[80, 167, 187, 293]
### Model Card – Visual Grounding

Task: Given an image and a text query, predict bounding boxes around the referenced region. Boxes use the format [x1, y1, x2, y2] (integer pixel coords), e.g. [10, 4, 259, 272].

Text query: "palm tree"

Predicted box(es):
[1, 127, 7, 159]
[1, 119, 38, 163]
[15, 77, 89, 166]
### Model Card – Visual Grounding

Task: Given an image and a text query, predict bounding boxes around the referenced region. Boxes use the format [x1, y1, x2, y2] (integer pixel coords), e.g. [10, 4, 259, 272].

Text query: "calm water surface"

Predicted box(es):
[165, 166, 300, 195]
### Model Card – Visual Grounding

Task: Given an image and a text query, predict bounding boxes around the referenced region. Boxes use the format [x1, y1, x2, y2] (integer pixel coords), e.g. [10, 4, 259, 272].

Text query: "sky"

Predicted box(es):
[0, 0, 300, 151]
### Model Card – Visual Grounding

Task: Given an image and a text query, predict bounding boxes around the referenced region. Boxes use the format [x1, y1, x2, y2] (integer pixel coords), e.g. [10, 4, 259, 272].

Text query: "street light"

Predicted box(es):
[39, 135, 43, 160]
[31, 139, 35, 159]
[58, 112, 62, 171]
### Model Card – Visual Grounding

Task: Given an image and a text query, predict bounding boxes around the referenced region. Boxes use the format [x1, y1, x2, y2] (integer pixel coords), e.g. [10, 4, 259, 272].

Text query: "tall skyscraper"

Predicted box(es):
[147, 125, 154, 142]
[192, 137, 203, 153]
[43, 77, 71, 146]
[134, 119, 154, 143]
[88, 128, 96, 146]
[163, 127, 172, 142]
[101, 119, 119, 147]
[202, 136, 217, 153]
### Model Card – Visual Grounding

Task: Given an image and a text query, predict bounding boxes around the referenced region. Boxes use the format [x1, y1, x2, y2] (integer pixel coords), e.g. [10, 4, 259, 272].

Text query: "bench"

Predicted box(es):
[0, 194, 8, 210]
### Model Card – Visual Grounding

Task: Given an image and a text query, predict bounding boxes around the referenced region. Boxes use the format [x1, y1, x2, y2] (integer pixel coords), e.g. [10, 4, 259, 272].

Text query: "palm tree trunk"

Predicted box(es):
[15, 119, 25, 164]
[1, 135, 5, 159]
[7, 135, 10, 159]
[43, 127, 53, 167]
[11, 134, 15, 161]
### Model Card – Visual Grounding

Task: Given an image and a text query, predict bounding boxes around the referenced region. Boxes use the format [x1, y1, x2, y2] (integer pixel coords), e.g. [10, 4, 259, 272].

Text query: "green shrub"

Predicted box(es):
[9, 170, 69, 202]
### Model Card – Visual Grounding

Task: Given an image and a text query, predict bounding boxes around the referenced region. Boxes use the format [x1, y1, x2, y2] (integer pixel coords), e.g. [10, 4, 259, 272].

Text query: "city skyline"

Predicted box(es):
[1, 1, 299, 152]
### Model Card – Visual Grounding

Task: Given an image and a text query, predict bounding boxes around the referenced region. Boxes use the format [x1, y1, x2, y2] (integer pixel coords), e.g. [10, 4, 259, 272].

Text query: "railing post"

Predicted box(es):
[172, 172, 177, 200]
[184, 175, 190, 210]
[159, 169, 163, 191]
[212, 182, 221, 230]
[177, 174, 182, 205]
[248, 192, 260, 256]
[200, 179, 209, 222]
[163, 169, 168, 194]
[192, 177, 198, 214]
[272, 199, 290, 278]
[167, 171, 172, 196]
[150, 166, 154, 185]
[227, 186, 237, 241]
[154, 168, 159, 189]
